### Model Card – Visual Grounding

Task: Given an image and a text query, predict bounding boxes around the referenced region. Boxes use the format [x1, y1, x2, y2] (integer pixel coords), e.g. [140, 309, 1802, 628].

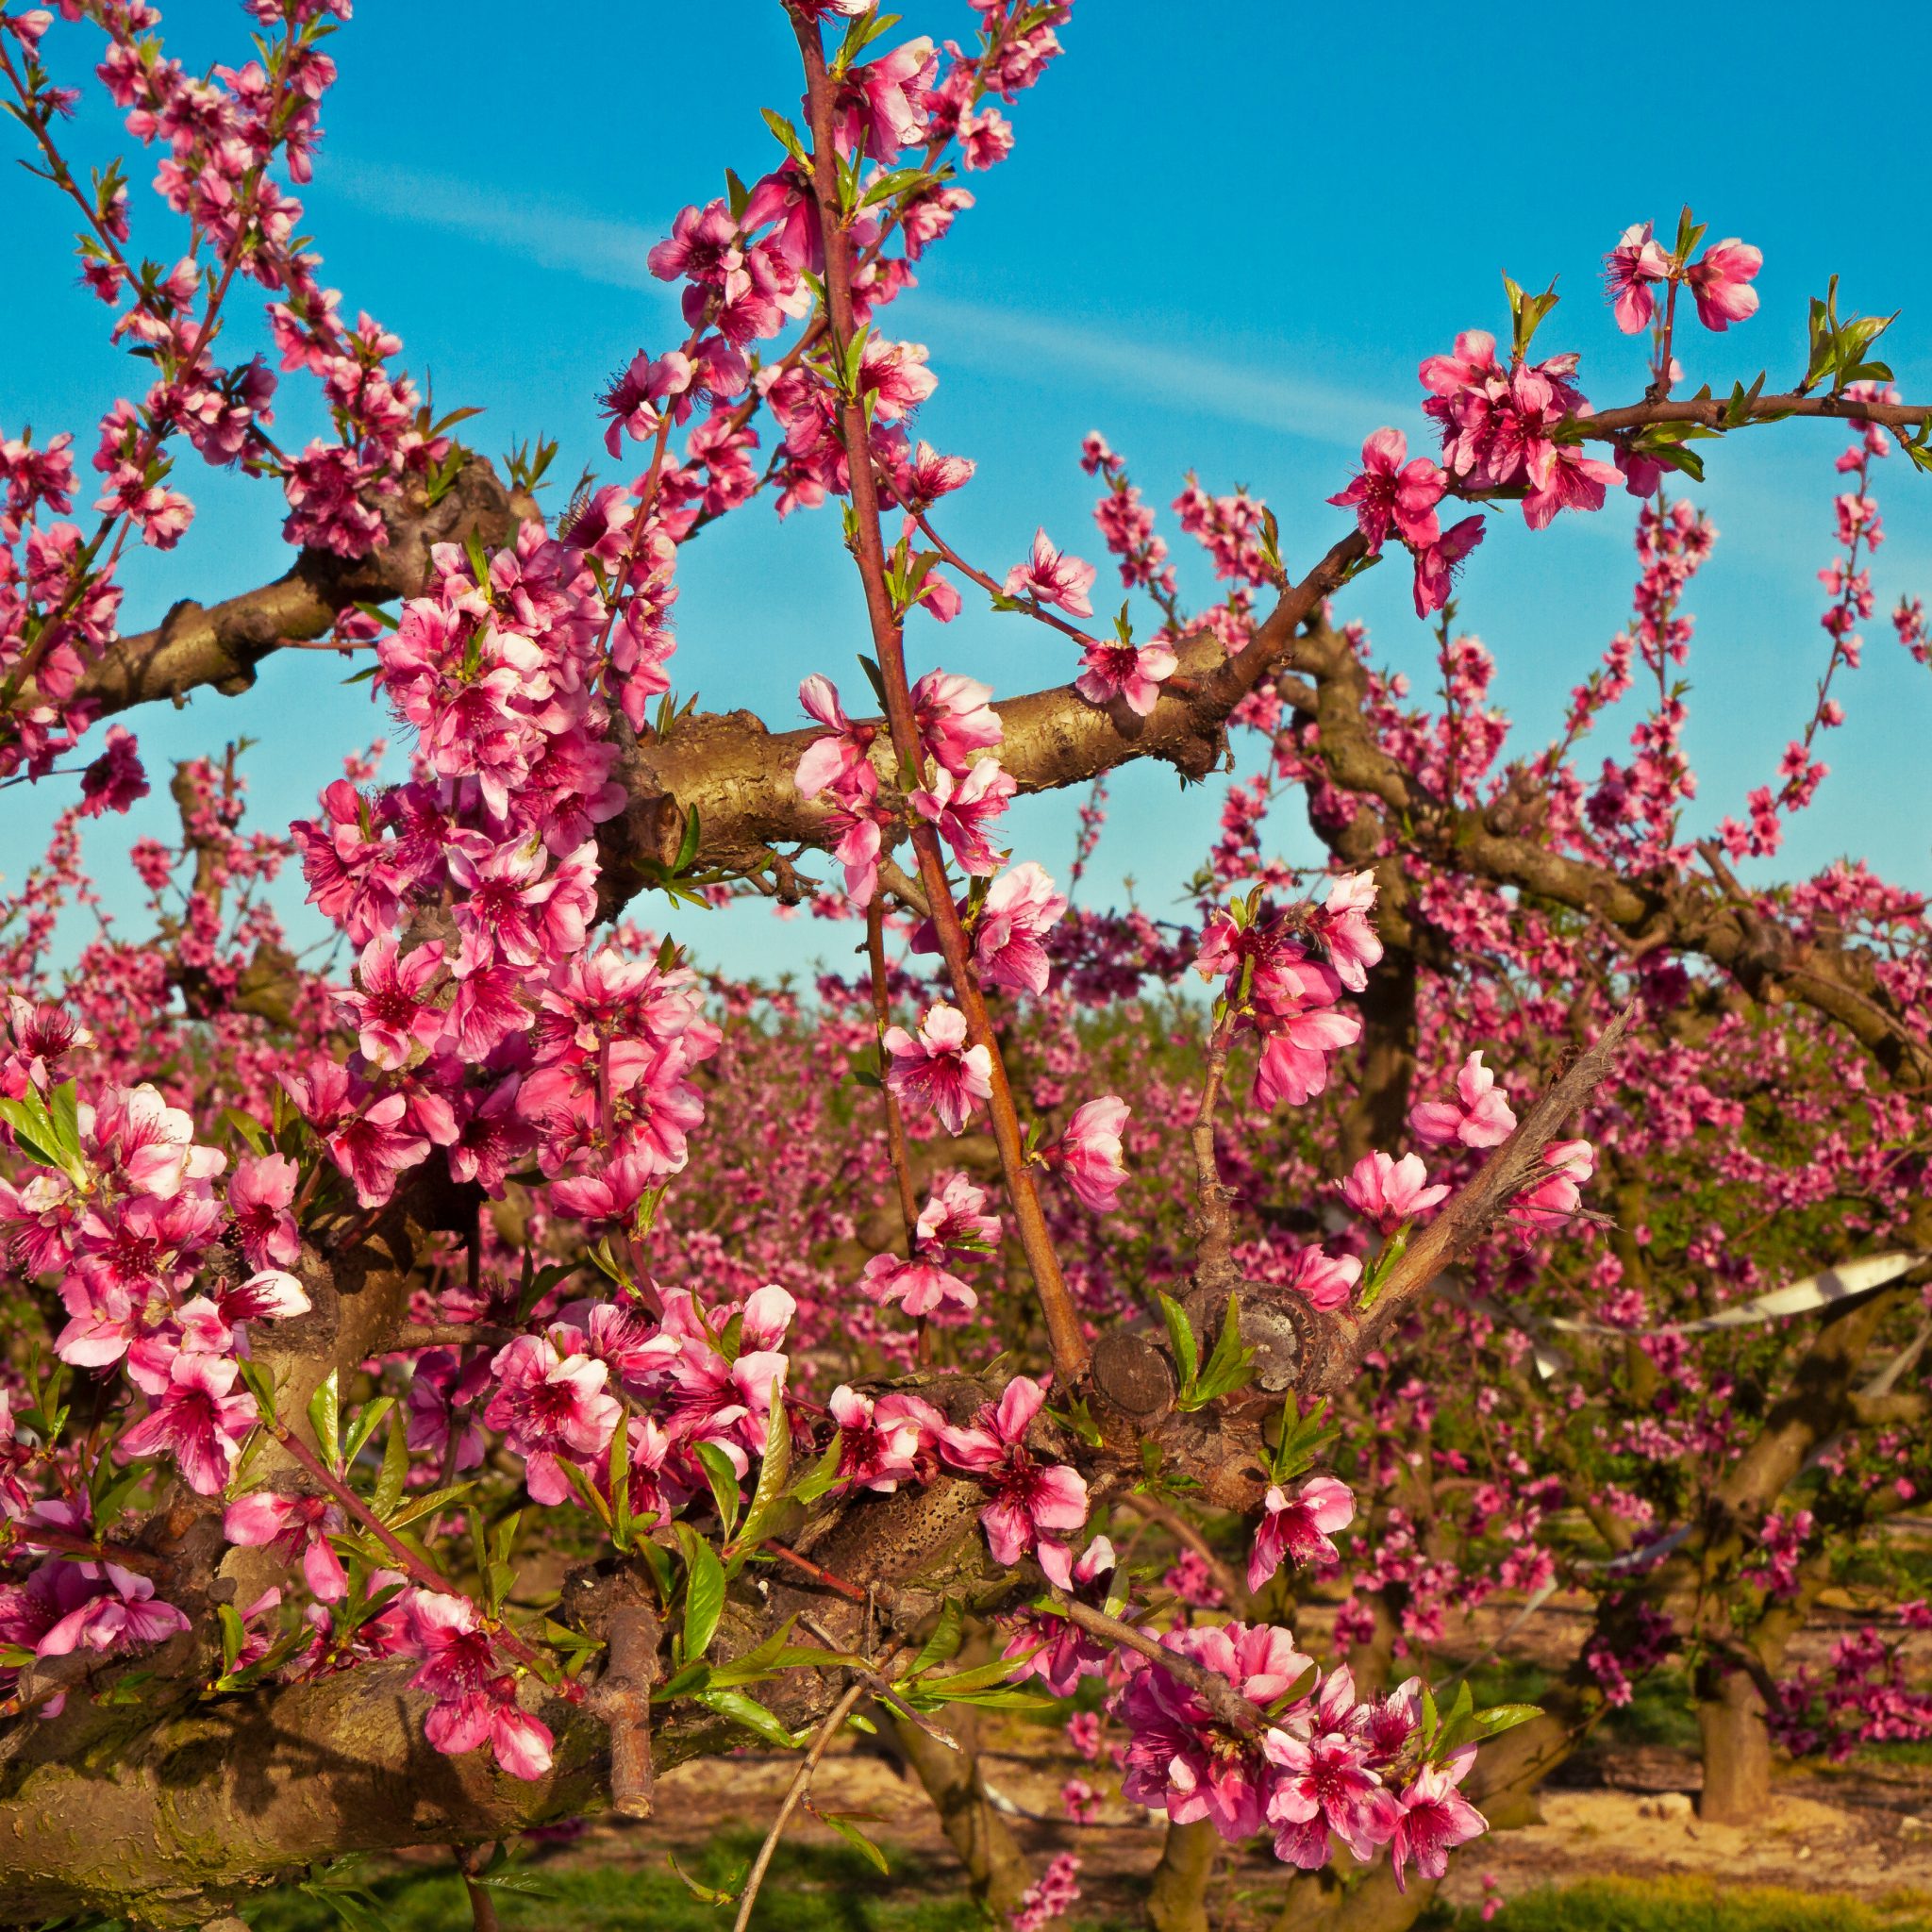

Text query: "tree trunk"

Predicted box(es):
[1147, 1817, 1218, 1932]
[1696, 1665, 1774, 1824]
[882, 1708, 1032, 1917]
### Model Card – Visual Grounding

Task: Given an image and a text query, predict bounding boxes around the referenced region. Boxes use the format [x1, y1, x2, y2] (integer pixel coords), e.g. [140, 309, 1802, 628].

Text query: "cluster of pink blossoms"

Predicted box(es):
[0, 3, 441, 787]
[1113, 1632, 1483, 1888]
[1194, 873, 1381, 1109]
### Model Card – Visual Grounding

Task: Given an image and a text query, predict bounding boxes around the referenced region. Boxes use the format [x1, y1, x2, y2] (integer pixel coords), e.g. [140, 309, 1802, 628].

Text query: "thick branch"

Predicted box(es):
[10, 458, 527, 724]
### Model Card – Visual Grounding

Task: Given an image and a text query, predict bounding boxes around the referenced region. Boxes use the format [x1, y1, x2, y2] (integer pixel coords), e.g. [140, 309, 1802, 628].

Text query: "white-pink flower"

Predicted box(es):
[1004, 528, 1097, 618]
[1408, 1052, 1517, 1150]
[883, 1003, 993, 1135]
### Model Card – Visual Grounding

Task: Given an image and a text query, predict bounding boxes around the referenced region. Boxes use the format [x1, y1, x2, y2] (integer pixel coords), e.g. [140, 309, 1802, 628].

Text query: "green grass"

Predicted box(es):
[227, 1834, 1124, 1932]
[1423, 1876, 1932, 1932]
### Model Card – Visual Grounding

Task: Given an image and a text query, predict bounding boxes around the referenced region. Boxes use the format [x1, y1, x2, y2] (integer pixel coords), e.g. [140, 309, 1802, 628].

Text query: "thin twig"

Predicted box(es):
[730, 1680, 867, 1931]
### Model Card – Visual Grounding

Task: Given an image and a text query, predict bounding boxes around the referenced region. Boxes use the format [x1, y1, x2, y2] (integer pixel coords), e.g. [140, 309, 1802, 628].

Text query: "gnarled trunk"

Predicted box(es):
[1147, 1817, 1218, 1932]
[1695, 1664, 1773, 1824]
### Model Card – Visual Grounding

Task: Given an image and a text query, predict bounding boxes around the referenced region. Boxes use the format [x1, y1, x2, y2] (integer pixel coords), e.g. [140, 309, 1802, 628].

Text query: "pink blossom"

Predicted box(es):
[38, 1561, 191, 1659]
[1603, 223, 1672, 334]
[911, 757, 1014, 875]
[1074, 637, 1178, 716]
[1113, 1622, 1314, 1840]
[860, 1249, 977, 1320]
[77, 724, 148, 817]
[341, 935, 445, 1071]
[1263, 1698, 1401, 1868]
[974, 860, 1068, 996]
[1004, 528, 1097, 618]
[227, 1152, 299, 1270]
[1042, 1096, 1130, 1213]
[1412, 514, 1486, 619]
[1688, 240, 1762, 331]
[1327, 429, 1445, 554]
[1408, 1052, 1518, 1150]
[793, 675, 877, 801]
[117, 1352, 258, 1496]
[938, 1376, 1089, 1570]
[827, 1385, 941, 1491]
[1003, 1536, 1117, 1694]
[1281, 1244, 1361, 1312]
[1511, 1138, 1596, 1228]
[1308, 871, 1383, 992]
[400, 1590, 554, 1780]
[485, 1335, 623, 1504]
[1391, 1752, 1487, 1890]
[883, 1003, 993, 1135]
[909, 669, 1002, 774]
[326, 1093, 429, 1208]
[1248, 1476, 1356, 1591]
[224, 1490, 348, 1602]
[1342, 1152, 1449, 1231]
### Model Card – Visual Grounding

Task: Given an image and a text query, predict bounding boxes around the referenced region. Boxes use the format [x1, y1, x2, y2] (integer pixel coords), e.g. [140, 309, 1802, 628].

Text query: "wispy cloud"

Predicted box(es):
[313, 161, 1395, 446]
[910, 296, 1398, 447]
[319, 159, 665, 291]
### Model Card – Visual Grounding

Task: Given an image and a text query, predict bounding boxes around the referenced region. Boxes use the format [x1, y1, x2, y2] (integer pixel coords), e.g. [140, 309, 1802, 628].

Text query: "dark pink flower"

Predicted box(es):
[911, 757, 1013, 875]
[227, 1152, 299, 1270]
[1342, 1152, 1449, 1231]
[400, 1590, 553, 1781]
[1603, 222, 1671, 334]
[1390, 1750, 1487, 1890]
[1328, 429, 1445, 554]
[1248, 1476, 1356, 1591]
[974, 861, 1067, 996]
[484, 1335, 623, 1505]
[1074, 638, 1178, 717]
[77, 724, 149, 817]
[938, 1376, 1089, 1570]
[118, 1352, 257, 1496]
[1412, 514, 1486, 618]
[1042, 1096, 1129, 1212]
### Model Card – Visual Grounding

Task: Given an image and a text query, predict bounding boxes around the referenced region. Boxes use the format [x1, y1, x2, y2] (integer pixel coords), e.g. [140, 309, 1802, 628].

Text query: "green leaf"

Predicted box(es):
[1466, 1702, 1542, 1742]
[818, 1809, 891, 1874]
[665, 1851, 740, 1907]
[694, 1441, 742, 1542]
[372, 1411, 409, 1519]
[907, 1598, 964, 1677]
[730, 1391, 793, 1559]
[759, 108, 810, 168]
[1158, 1291, 1199, 1399]
[698, 1687, 803, 1749]
[1186, 1292, 1257, 1408]
[91, 1458, 153, 1531]
[308, 1370, 341, 1472]
[341, 1396, 394, 1471]
[608, 1415, 634, 1553]
[223, 1107, 271, 1156]
[675, 1525, 726, 1663]
[790, 1429, 846, 1508]
[217, 1602, 247, 1675]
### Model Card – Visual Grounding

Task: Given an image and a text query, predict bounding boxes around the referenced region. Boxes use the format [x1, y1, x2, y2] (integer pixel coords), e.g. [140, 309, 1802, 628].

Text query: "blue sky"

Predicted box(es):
[5, 1, 1930, 985]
